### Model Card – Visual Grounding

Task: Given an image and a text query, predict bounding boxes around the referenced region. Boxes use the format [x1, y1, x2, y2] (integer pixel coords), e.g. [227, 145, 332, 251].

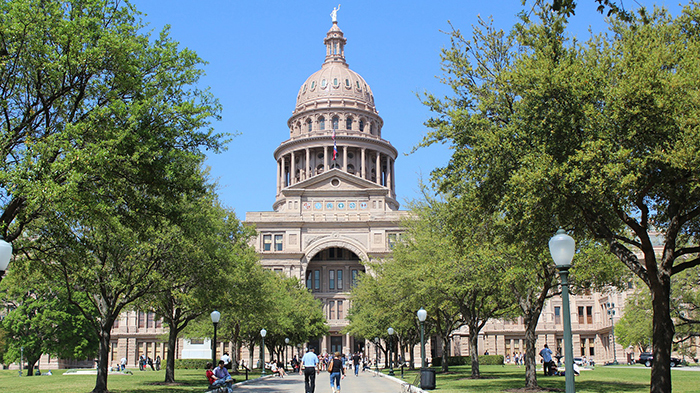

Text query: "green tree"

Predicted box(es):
[0, 0, 224, 241]
[615, 288, 653, 353]
[0, 257, 99, 375]
[137, 195, 256, 383]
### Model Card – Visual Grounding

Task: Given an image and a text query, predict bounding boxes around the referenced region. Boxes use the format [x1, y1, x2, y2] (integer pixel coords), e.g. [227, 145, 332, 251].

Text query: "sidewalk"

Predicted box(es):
[232, 369, 425, 393]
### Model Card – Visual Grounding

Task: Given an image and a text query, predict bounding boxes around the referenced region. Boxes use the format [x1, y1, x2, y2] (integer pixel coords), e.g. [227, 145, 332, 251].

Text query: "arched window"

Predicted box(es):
[359, 119, 365, 132]
[319, 117, 325, 131]
[346, 117, 352, 130]
[369, 123, 374, 135]
[332, 117, 339, 130]
[307, 119, 312, 132]
[347, 164, 355, 174]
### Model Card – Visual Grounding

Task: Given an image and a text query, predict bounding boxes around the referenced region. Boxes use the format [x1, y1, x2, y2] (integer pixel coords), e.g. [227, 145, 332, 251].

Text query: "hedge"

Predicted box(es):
[432, 355, 504, 367]
[174, 359, 210, 369]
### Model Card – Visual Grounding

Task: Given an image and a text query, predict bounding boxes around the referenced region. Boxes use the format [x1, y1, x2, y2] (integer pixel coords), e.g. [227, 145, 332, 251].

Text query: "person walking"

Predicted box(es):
[328, 352, 345, 393]
[539, 344, 553, 376]
[300, 348, 320, 393]
[352, 352, 361, 376]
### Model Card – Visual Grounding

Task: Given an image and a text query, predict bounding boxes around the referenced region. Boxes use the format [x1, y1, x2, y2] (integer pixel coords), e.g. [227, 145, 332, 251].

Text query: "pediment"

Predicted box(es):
[285, 169, 386, 193]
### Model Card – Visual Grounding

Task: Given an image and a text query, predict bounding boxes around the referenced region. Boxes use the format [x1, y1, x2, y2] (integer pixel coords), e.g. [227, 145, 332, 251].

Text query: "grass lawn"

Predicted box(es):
[1, 365, 699, 392]
[0, 369, 220, 393]
[387, 364, 700, 393]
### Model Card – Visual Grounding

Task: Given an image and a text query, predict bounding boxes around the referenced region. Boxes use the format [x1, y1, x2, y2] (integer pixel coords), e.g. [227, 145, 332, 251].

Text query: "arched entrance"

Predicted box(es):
[304, 246, 365, 354]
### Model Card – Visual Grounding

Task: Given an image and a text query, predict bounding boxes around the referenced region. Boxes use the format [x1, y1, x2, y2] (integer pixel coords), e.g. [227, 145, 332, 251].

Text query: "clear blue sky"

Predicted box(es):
[131, 0, 683, 216]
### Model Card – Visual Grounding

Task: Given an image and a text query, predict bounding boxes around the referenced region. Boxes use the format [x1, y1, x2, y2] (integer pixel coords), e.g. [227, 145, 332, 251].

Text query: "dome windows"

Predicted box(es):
[307, 119, 312, 132]
[359, 119, 365, 132]
[345, 79, 351, 88]
[332, 117, 339, 130]
[303, 84, 307, 93]
[345, 117, 352, 130]
[333, 78, 339, 88]
[321, 79, 327, 89]
[311, 81, 316, 90]
[319, 117, 326, 131]
[356, 81, 361, 90]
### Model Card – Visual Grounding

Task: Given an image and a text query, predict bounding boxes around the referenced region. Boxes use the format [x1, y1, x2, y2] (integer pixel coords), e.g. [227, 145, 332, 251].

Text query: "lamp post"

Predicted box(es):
[607, 302, 618, 365]
[0, 235, 13, 283]
[285, 338, 290, 371]
[260, 329, 267, 376]
[549, 229, 576, 393]
[210, 311, 221, 367]
[417, 308, 427, 369]
[374, 337, 379, 373]
[387, 327, 395, 376]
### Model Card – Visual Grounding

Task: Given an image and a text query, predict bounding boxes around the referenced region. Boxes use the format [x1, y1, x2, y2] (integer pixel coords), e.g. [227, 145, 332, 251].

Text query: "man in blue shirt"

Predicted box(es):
[539, 344, 553, 376]
[300, 348, 320, 393]
[213, 360, 234, 392]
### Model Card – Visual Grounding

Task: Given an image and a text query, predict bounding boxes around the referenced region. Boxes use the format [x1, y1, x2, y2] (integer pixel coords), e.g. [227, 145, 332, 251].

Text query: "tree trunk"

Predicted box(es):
[91, 325, 112, 393]
[248, 342, 255, 371]
[164, 324, 179, 383]
[409, 343, 415, 370]
[469, 327, 480, 378]
[523, 316, 539, 389]
[441, 334, 450, 372]
[650, 277, 673, 393]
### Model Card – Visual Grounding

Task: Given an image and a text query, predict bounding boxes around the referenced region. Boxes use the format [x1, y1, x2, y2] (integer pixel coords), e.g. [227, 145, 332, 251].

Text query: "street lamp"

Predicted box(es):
[607, 302, 618, 365]
[285, 338, 290, 371]
[374, 337, 379, 373]
[0, 235, 13, 283]
[260, 329, 267, 376]
[549, 229, 576, 393]
[387, 327, 395, 376]
[210, 311, 221, 367]
[417, 308, 427, 369]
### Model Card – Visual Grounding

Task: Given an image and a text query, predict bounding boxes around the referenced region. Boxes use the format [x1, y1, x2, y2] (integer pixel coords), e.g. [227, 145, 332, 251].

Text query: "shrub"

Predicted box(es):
[432, 355, 504, 367]
[174, 359, 210, 369]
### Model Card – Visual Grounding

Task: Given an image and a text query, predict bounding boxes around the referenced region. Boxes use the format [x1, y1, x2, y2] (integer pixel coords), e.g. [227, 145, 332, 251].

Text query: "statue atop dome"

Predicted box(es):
[330, 4, 341, 23]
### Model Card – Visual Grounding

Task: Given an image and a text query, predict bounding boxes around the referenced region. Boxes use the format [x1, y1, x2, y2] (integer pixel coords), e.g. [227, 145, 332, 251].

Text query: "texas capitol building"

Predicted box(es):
[33, 15, 674, 371]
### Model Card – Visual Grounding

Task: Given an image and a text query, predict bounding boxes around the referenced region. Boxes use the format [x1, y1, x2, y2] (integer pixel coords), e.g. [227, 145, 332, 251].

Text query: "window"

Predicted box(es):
[387, 233, 400, 249]
[586, 306, 593, 324]
[352, 269, 359, 287]
[155, 318, 162, 329]
[263, 234, 272, 251]
[346, 117, 352, 130]
[190, 338, 204, 345]
[337, 301, 343, 319]
[329, 270, 335, 290]
[319, 117, 325, 130]
[306, 271, 312, 289]
[307, 120, 312, 132]
[311, 81, 316, 89]
[138, 312, 145, 328]
[147, 312, 154, 329]
[359, 119, 364, 131]
[332, 117, 339, 130]
[333, 78, 338, 87]
[274, 234, 283, 251]
[589, 338, 595, 356]
[578, 306, 585, 324]
[113, 317, 120, 329]
[554, 306, 561, 325]
[314, 270, 320, 290]
[345, 79, 350, 87]
[321, 79, 327, 88]
[356, 81, 361, 89]
[329, 301, 335, 320]
[337, 270, 343, 290]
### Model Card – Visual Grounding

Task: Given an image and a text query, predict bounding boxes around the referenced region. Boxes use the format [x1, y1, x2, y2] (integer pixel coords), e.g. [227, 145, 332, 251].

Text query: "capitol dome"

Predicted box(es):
[292, 22, 377, 116]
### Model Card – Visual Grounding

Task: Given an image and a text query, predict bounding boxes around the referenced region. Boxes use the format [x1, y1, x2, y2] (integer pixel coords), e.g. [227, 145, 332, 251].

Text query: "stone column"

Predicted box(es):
[361, 148, 366, 179]
[375, 152, 381, 185]
[343, 145, 347, 172]
[306, 148, 310, 179]
[386, 155, 391, 190]
[276, 158, 281, 194]
[291, 152, 296, 185]
[325, 146, 329, 172]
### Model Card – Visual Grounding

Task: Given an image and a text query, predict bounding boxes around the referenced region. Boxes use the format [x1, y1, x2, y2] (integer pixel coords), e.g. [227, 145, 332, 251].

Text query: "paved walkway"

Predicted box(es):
[232, 370, 418, 393]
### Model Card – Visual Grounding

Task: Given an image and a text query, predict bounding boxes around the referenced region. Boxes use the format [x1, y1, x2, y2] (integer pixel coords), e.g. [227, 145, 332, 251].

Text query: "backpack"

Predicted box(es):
[328, 359, 334, 373]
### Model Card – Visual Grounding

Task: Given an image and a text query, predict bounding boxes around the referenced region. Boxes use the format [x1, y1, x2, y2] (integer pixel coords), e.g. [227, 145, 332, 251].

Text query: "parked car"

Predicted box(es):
[637, 352, 682, 367]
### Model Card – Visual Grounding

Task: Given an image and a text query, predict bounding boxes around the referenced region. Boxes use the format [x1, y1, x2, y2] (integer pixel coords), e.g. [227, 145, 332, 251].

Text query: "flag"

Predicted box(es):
[332, 129, 337, 161]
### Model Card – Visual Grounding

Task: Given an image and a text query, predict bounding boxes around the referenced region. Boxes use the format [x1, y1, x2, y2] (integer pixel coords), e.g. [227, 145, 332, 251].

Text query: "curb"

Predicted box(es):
[231, 373, 276, 388]
[368, 370, 428, 393]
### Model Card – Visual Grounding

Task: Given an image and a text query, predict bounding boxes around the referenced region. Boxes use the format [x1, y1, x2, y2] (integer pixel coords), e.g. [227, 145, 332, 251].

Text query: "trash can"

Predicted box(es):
[420, 367, 436, 390]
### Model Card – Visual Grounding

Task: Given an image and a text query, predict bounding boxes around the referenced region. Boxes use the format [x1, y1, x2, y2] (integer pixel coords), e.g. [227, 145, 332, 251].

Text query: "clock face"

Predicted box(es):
[349, 202, 356, 209]
[337, 202, 345, 209]
[314, 202, 322, 210]
[303, 202, 311, 210]
[326, 202, 334, 209]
